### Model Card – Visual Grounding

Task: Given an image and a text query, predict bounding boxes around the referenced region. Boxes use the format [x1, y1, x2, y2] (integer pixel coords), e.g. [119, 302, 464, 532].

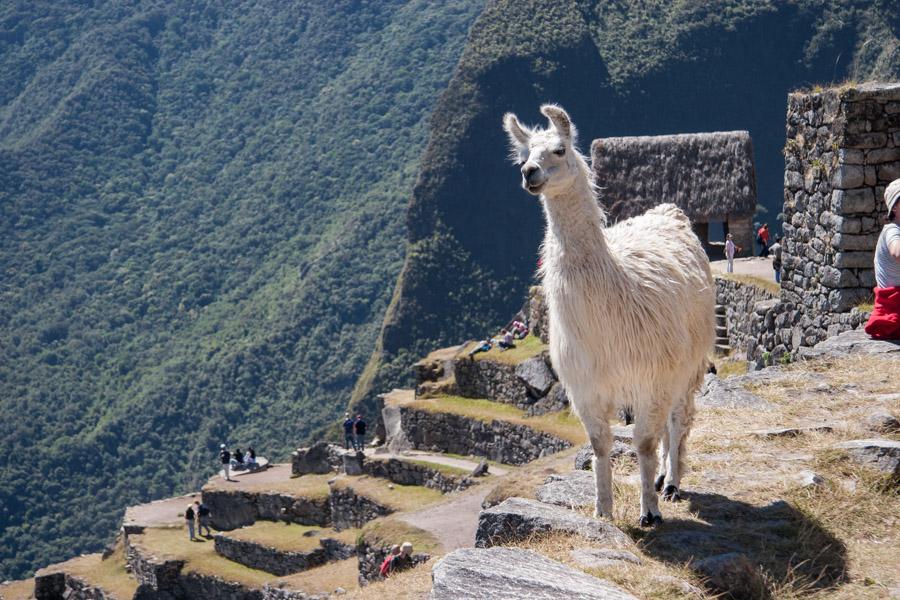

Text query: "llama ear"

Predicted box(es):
[503, 112, 531, 148]
[540, 104, 575, 141]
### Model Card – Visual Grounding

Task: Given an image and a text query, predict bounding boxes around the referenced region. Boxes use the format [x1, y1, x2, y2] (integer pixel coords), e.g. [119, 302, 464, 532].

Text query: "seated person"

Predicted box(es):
[231, 448, 246, 470]
[864, 180, 900, 340]
[497, 329, 515, 351]
[246, 446, 258, 468]
[511, 320, 529, 339]
[388, 542, 415, 575]
[467, 338, 492, 359]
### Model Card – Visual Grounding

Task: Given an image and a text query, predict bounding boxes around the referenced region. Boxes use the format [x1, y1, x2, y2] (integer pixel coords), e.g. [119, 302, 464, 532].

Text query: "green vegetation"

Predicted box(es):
[225, 522, 359, 553]
[463, 333, 547, 365]
[404, 395, 586, 445]
[0, 0, 484, 579]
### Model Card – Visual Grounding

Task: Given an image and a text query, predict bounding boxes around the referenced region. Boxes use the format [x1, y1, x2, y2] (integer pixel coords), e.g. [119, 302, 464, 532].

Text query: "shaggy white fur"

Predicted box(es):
[503, 104, 715, 526]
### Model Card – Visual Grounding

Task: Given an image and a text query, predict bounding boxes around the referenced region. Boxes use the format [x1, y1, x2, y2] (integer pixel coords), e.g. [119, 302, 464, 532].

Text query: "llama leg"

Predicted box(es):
[663, 394, 694, 502]
[634, 415, 666, 527]
[655, 424, 669, 493]
[588, 424, 614, 519]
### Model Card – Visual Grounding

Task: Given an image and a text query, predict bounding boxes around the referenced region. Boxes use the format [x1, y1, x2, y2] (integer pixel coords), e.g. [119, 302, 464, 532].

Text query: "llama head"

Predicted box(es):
[503, 104, 582, 197]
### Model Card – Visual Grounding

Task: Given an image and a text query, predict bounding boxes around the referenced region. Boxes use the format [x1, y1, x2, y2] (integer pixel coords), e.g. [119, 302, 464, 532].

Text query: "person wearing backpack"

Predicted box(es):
[185, 503, 197, 541]
[379, 544, 401, 577]
[196, 500, 212, 537]
[219, 444, 232, 481]
[343, 413, 355, 450]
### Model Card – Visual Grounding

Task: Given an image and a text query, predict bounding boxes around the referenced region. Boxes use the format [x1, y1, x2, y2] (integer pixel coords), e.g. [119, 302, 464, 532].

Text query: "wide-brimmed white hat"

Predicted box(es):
[886, 179, 900, 215]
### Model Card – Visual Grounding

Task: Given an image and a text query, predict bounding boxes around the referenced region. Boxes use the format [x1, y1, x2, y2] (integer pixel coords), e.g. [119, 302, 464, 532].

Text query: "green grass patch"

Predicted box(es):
[331, 475, 445, 512]
[360, 516, 443, 554]
[134, 527, 275, 587]
[408, 395, 586, 445]
[460, 334, 547, 365]
[225, 522, 359, 553]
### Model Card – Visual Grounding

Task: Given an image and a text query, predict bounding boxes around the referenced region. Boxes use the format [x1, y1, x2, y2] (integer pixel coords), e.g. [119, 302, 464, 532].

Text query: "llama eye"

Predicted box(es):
[553, 148, 566, 156]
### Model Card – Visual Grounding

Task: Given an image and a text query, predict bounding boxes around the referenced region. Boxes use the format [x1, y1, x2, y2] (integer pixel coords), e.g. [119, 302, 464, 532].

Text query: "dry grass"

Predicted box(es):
[406, 395, 587, 445]
[275, 557, 359, 596]
[483, 447, 579, 507]
[342, 556, 435, 600]
[35, 540, 137, 600]
[330, 475, 445, 512]
[0, 579, 34, 600]
[712, 355, 749, 378]
[204, 470, 332, 498]
[459, 333, 547, 365]
[719, 272, 781, 295]
[360, 516, 443, 555]
[225, 521, 359, 553]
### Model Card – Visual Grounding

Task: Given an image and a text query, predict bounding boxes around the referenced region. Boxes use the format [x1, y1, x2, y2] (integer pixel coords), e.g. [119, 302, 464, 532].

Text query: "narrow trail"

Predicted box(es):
[396, 485, 493, 552]
[367, 449, 510, 476]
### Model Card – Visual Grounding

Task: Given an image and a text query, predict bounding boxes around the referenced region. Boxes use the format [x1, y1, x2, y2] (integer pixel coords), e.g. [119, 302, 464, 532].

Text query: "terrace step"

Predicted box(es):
[213, 522, 355, 576]
[714, 344, 731, 357]
[715, 304, 726, 316]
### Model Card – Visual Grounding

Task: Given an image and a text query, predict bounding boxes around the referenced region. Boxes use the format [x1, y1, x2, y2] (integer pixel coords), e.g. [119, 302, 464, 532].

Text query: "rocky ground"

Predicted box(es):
[2, 330, 897, 600]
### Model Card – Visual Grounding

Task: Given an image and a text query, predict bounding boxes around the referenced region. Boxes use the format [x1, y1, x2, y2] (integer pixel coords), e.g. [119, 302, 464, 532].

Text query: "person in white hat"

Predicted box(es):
[864, 179, 900, 339]
[219, 444, 233, 481]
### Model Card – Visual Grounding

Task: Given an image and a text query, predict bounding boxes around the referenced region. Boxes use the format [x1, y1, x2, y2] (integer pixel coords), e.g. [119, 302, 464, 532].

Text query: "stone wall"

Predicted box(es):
[291, 442, 344, 476]
[393, 406, 571, 465]
[356, 542, 431, 586]
[214, 534, 353, 577]
[528, 286, 550, 343]
[34, 571, 122, 600]
[715, 278, 777, 355]
[453, 359, 527, 405]
[328, 487, 392, 530]
[202, 489, 330, 531]
[782, 82, 898, 312]
[364, 457, 474, 494]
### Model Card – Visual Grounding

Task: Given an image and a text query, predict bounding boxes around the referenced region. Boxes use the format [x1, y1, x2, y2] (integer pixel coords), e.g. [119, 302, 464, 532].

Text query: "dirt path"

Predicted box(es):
[710, 256, 777, 281]
[124, 493, 201, 529]
[395, 485, 493, 551]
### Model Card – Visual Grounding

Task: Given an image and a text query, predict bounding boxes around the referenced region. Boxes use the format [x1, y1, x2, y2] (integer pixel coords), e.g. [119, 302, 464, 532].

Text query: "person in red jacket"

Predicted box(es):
[864, 179, 900, 340]
[756, 223, 770, 257]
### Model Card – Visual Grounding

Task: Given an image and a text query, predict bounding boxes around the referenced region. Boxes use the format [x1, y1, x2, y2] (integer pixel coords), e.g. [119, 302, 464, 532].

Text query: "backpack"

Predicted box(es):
[185, 507, 194, 520]
[379, 555, 393, 577]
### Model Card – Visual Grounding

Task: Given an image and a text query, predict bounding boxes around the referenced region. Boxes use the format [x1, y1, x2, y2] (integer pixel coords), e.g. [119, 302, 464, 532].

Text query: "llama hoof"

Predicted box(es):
[638, 512, 663, 528]
[654, 474, 665, 492]
[662, 485, 682, 502]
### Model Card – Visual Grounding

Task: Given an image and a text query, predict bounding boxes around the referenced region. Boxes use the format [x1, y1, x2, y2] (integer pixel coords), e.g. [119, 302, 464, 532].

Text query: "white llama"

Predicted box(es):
[503, 105, 715, 526]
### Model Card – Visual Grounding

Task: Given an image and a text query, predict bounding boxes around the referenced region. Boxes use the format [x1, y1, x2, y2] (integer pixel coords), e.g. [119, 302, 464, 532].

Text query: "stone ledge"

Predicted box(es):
[214, 533, 353, 577]
[364, 457, 474, 494]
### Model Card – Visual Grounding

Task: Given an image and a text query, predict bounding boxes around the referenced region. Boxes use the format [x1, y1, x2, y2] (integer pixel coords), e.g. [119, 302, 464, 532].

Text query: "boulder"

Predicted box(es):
[570, 548, 642, 569]
[834, 439, 900, 476]
[341, 451, 364, 476]
[692, 552, 766, 599]
[574, 441, 635, 470]
[476, 497, 631, 548]
[750, 424, 833, 438]
[536, 471, 595, 508]
[431, 547, 638, 600]
[528, 382, 569, 416]
[864, 411, 900, 434]
[696, 374, 772, 410]
[471, 459, 489, 477]
[381, 404, 412, 454]
[798, 329, 900, 360]
[291, 441, 342, 476]
[515, 356, 555, 397]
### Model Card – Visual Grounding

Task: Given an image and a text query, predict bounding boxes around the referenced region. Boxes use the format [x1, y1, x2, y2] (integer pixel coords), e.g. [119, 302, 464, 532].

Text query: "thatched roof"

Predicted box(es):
[590, 131, 757, 222]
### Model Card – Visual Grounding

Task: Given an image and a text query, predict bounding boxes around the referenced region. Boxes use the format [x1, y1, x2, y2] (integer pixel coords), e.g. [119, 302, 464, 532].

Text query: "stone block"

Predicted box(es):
[837, 148, 864, 164]
[820, 266, 858, 288]
[784, 170, 803, 190]
[865, 165, 877, 186]
[515, 357, 555, 398]
[431, 548, 638, 600]
[886, 101, 900, 115]
[893, 131, 900, 147]
[878, 161, 900, 183]
[833, 216, 862, 234]
[830, 164, 864, 189]
[832, 233, 879, 251]
[834, 439, 900, 477]
[867, 147, 900, 164]
[831, 188, 875, 214]
[844, 132, 887, 148]
[833, 251, 874, 268]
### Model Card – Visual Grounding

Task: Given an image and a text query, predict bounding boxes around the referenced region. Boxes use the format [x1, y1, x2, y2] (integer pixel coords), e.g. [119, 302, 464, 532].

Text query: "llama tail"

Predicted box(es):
[646, 203, 691, 228]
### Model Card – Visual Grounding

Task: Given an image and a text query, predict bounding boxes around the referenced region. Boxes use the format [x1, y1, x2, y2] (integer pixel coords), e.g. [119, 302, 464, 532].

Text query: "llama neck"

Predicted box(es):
[541, 172, 609, 262]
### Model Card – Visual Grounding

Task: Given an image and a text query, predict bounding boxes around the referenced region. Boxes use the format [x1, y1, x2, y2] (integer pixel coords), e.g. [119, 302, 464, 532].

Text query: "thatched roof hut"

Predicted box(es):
[590, 131, 757, 223]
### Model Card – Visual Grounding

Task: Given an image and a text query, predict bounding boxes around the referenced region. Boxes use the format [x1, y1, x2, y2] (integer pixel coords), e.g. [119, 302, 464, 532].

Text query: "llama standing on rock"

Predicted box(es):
[503, 105, 715, 526]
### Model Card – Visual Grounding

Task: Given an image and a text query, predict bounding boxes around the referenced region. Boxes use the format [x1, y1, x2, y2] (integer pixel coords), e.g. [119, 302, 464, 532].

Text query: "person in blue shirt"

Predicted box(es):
[342, 413, 355, 449]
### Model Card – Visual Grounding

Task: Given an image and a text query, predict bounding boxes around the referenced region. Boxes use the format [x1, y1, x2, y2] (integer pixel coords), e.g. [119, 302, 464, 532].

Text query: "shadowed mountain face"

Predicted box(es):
[0, 0, 484, 579]
[354, 0, 899, 412]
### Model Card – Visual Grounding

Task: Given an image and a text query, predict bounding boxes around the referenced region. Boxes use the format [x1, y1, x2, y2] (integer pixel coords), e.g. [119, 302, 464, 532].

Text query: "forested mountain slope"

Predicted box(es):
[0, 0, 483, 579]
[353, 0, 899, 414]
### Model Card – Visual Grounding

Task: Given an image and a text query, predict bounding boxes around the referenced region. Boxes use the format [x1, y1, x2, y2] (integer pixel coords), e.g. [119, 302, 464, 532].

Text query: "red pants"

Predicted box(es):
[864, 287, 900, 340]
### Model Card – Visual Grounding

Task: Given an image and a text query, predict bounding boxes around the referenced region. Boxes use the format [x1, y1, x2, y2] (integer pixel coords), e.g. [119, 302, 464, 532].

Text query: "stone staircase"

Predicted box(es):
[714, 303, 730, 356]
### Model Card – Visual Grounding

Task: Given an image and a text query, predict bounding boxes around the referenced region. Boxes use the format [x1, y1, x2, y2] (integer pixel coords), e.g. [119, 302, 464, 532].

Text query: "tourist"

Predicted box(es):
[246, 446, 258, 469]
[864, 179, 900, 340]
[354, 415, 367, 451]
[467, 338, 492, 359]
[497, 328, 515, 351]
[757, 223, 770, 257]
[232, 447, 245, 470]
[390, 542, 415, 574]
[219, 444, 232, 481]
[185, 503, 197, 541]
[511, 319, 529, 339]
[195, 500, 212, 537]
[343, 413, 355, 449]
[379, 544, 401, 577]
[770, 235, 783, 283]
[725, 233, 737, 273]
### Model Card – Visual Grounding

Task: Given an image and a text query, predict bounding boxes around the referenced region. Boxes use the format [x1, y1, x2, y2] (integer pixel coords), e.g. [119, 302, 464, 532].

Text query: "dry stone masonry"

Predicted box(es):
[213, 533, 353, 577]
